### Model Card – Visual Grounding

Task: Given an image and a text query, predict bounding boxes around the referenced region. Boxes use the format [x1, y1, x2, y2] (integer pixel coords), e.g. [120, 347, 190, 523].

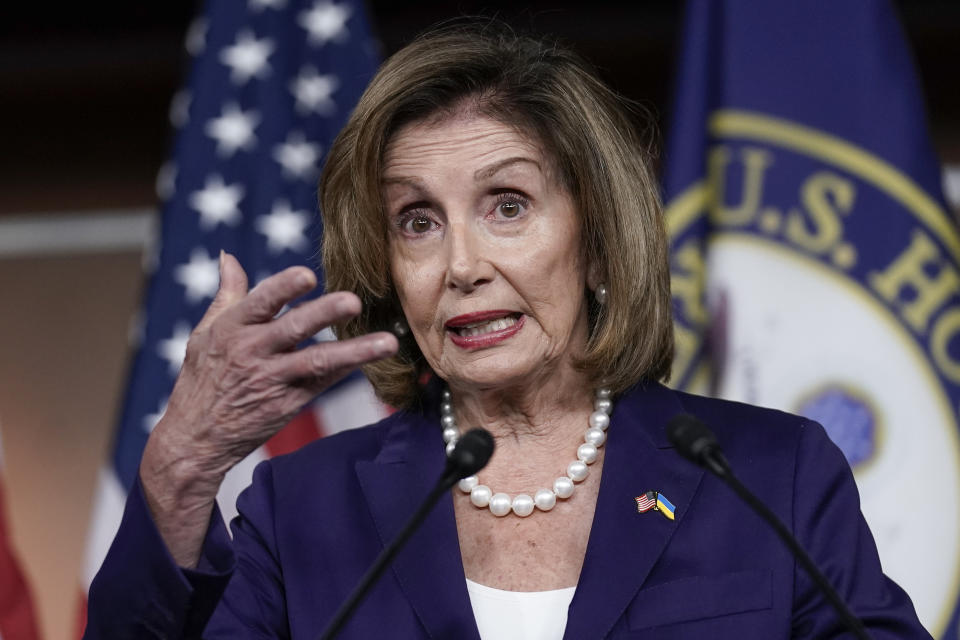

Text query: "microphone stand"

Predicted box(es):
[668, 414, 871, 640]
[705, 452, 872, 640]
[317, 428, 493, 640]
[317, 472, 457, 640]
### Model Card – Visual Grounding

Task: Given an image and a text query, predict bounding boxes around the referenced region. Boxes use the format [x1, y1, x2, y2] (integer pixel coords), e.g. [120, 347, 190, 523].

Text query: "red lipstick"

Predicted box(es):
[445, 310, 516, 328]
[445, 310, 524, 349]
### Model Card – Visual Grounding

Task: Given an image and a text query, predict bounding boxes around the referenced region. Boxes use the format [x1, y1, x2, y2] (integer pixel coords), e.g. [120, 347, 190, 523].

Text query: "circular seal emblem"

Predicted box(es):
[668, 111, 960, 635]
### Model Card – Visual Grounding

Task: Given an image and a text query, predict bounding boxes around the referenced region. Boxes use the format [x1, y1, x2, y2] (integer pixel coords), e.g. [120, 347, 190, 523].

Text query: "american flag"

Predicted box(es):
[635, 491, 657, 514]
[79, 0, 385, 627]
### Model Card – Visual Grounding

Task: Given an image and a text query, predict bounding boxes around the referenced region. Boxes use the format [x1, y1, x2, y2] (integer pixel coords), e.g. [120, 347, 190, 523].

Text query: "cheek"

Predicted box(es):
[388, 242, 417, 298]
[526, 231, 588, 325]
[390, 253, 441, 329]
[527, 227, 585, 287]
[388, 249, 415, 318]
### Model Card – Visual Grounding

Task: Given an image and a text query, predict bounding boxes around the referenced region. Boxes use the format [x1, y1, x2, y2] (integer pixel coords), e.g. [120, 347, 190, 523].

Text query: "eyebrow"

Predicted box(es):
[380, 156, 541, 188]
[474, 157, 541, 181]
[381, 175, 424, 188]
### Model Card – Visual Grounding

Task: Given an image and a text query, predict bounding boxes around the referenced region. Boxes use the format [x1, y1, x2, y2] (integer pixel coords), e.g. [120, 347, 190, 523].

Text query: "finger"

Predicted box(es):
[196, 251, 249, 331]
[262, 291, 362, 352]
[228, 265, 318, 325]
[274, 332, 398, 383]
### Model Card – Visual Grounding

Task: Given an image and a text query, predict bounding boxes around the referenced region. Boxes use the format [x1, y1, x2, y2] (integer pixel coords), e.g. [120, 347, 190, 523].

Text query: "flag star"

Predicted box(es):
[143, 397, 169, 433]
[205, 103, 260, 156]
[189, 174, 245, 229]
[249, 0, 287, 9]
[313, 327, 337, 342]
[157, 322, 192, 376]
[185, 17, 207, 56]
[169, 89, 191, 128]
[273, 132, 322, 180]
[220, 30, 275, 84]
[290, 67, 339, 115]
[298, 0, 351, 46]
[174, 248, 221, 304]
[256, 200, 312, 253]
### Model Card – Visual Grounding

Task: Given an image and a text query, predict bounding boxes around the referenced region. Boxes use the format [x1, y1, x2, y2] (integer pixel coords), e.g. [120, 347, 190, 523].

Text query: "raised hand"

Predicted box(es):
[139, 252, 398, 567]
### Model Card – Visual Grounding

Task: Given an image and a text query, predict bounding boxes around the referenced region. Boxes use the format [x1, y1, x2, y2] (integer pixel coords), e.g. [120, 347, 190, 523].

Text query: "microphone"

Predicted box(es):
[666, 414, 872, 640]
[442, 427, 495, 484]
[665, 412, 730, 477]
[318, 428, 494, 640]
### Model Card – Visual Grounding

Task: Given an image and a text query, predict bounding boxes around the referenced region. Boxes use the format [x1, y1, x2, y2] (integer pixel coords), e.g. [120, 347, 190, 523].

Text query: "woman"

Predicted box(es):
[85, 24, 929, 639]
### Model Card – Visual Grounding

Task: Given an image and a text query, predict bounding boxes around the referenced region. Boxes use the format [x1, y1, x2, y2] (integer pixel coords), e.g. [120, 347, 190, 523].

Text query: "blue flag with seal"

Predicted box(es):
[663, 1, 960, 636]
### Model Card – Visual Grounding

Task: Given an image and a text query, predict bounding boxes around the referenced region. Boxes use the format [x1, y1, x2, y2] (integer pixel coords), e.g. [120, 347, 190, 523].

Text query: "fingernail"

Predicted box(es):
[218, 250, 225, 277]
[334, 295, 357, 315]
[374, 337, 396, 356]
[298, 268, 316, 288]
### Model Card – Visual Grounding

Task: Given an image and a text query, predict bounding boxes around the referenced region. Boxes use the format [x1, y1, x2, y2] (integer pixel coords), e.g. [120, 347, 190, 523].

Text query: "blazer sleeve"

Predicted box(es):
[83, 461, 290, 639]
[789, 420, 932, 639]
[202, 460, 291, 638]
[83, 475, 235, 639]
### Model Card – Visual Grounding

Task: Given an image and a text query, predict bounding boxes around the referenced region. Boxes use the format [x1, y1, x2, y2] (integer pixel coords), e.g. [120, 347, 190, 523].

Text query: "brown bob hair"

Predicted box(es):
[320, 22, 673, 409]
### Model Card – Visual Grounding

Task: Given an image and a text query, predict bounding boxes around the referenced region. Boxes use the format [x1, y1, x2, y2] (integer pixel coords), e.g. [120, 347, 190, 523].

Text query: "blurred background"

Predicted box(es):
[1, 2, 959, 638]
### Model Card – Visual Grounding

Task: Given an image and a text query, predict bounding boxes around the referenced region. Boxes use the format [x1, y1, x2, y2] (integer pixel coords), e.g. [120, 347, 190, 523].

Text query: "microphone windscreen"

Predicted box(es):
[666, 413, 718, 466]
[449, 428, 495, 478]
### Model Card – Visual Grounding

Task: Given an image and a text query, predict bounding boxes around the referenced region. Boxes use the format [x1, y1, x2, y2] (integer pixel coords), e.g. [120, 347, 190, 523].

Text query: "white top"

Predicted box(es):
[466, 578, 576, 640]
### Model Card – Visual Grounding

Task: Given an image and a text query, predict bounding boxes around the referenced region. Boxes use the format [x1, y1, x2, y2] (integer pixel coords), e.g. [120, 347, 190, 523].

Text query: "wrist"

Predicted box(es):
[140, 420, 227, 517]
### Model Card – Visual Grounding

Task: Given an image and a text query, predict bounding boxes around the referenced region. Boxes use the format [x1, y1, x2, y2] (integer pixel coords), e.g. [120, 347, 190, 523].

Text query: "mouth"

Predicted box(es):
[445, 310, 524, 347]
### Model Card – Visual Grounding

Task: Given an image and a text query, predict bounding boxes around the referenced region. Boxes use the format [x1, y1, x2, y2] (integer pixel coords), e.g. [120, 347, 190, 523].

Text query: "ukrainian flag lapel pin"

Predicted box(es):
[635, 491, 676, 521]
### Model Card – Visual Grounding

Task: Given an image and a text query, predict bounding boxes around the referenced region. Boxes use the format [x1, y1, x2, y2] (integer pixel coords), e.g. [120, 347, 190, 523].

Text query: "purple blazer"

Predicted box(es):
[84, 383, 931, 638]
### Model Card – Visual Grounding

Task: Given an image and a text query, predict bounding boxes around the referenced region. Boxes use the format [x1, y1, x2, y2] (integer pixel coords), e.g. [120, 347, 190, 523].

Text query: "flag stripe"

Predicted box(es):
[264, 409, 326, 459]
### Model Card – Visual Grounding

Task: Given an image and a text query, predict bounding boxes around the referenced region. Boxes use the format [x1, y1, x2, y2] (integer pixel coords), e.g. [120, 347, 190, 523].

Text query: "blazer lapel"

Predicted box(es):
[564, 383, 704, 640]
[355, 409, 481, 640]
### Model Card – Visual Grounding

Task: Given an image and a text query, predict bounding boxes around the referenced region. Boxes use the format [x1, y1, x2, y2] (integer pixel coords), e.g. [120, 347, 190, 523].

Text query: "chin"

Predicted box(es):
[442, 355, 547, 393]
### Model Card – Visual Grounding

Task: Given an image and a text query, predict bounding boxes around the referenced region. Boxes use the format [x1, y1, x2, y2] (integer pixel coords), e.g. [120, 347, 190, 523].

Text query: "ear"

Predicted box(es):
[586, 260, 604, 292]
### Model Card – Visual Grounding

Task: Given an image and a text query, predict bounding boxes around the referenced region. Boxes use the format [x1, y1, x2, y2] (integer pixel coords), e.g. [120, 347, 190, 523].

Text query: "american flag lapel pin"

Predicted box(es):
[635, 491, 676, 521]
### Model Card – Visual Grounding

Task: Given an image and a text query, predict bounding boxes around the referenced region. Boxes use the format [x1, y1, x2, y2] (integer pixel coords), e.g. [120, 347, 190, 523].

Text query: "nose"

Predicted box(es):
[444, 218, 494, 292]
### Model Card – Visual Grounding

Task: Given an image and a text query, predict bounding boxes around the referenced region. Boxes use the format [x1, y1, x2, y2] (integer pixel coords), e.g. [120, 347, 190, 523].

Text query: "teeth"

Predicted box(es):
[458, 316, 517, 337]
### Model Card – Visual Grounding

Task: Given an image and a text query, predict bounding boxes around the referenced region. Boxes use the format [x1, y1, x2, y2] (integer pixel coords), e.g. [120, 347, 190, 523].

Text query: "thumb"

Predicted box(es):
[197, 251, 249, 330]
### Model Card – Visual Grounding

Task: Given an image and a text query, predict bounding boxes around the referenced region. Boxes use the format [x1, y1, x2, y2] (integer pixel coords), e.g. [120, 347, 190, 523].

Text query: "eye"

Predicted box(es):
[493, 192, 530, 220]
[398, 211, 438, 236]
[499, 201, 521, 218]
[409, 215, 433, 233]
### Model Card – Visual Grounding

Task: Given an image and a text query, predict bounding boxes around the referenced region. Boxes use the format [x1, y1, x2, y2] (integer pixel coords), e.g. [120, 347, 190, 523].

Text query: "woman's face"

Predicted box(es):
[382, 112, 595, 392]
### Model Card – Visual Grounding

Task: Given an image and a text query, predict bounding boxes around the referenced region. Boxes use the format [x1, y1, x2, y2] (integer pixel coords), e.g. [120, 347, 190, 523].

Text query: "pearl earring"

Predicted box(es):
[392, 318, 409, 337]
[595, 283, 608, 305]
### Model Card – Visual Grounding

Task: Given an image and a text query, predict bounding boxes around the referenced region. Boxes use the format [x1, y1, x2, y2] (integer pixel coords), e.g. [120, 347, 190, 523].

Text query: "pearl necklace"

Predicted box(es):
[441, 387, 613, 517]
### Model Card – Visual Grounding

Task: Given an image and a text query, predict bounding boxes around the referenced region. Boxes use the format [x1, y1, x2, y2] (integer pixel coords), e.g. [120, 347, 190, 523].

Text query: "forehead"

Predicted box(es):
[381, 113, 549, 181]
